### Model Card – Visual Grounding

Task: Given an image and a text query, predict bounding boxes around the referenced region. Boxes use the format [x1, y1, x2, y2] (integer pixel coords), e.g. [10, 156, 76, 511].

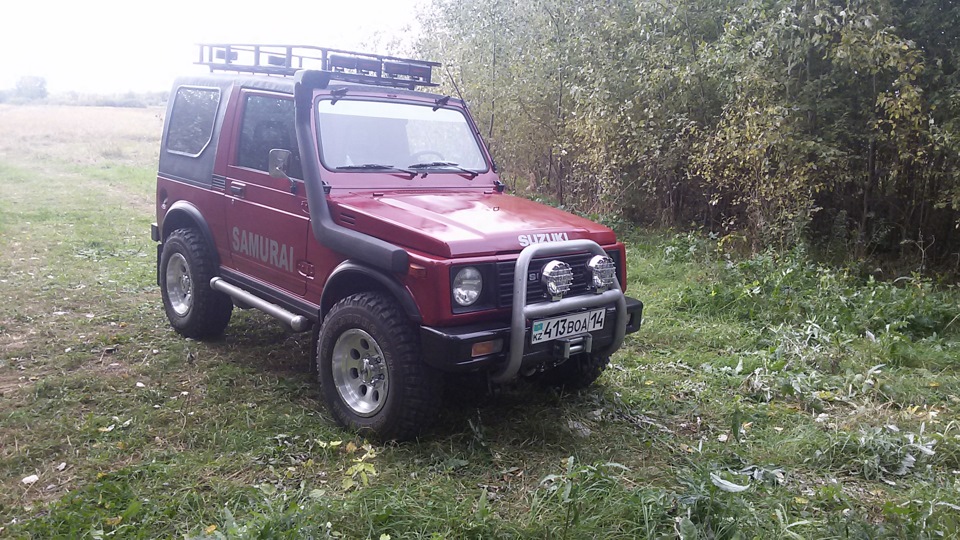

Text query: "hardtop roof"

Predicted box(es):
[170, 72, 454, 103]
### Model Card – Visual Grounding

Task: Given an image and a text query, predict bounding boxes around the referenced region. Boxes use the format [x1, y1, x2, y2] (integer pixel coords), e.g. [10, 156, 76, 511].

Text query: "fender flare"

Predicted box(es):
[321, 260, 422, 324]
[160, 201, 220, 268]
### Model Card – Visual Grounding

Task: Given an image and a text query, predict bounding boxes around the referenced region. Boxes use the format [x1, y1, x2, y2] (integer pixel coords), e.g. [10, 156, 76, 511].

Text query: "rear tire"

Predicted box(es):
[317, 292, 440, 441]
[159, 228, 232, 339]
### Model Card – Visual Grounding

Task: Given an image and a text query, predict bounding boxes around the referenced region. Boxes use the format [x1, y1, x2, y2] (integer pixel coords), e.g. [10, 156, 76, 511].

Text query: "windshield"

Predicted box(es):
[316, 99, 487, 172]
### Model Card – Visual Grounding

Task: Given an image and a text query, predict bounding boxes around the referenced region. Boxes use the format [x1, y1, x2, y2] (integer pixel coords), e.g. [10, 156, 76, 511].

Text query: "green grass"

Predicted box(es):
[1, 106, 959, 538]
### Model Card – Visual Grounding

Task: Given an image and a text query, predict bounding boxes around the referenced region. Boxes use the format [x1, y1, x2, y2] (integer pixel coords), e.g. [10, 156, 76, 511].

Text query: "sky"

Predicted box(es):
[1, 0, 425, 94]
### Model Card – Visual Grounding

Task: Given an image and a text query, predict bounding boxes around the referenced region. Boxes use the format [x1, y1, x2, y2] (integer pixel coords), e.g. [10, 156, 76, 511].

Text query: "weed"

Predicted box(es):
[679, 246, 958, 342]
[533, 456, 628, 536]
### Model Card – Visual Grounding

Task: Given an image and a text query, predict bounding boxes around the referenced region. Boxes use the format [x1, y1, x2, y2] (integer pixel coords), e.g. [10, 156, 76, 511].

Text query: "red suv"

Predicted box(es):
[151, 44, 643, 440]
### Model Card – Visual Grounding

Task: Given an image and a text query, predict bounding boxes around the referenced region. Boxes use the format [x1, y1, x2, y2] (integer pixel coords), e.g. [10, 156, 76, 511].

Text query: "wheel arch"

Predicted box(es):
[321, 261, 422, 324]
[160, 201, 220, 268]
[158, 227, 233, 339]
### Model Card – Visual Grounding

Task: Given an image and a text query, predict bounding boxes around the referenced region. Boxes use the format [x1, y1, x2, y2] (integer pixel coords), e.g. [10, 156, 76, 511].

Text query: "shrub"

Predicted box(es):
[679, 247, 958, 341]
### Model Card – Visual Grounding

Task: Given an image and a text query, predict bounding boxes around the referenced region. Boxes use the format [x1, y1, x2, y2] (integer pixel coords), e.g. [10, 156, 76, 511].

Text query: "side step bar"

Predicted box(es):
[210, 277, 312, 332]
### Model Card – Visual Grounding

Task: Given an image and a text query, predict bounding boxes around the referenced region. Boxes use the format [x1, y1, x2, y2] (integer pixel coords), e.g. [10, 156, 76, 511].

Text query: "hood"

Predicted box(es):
[331, 191, 617, 258]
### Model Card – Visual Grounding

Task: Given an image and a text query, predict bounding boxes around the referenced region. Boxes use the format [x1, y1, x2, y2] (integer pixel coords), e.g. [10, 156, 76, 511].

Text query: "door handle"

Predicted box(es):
[230, 183, 246, 196]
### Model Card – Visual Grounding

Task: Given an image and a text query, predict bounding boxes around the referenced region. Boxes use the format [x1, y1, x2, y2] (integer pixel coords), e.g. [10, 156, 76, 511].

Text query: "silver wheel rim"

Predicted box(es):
[165, 253, 193, 316]
[331, 328, 389, 417]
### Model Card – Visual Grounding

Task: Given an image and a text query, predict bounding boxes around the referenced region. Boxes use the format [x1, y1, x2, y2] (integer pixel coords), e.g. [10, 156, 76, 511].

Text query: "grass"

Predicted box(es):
[1, 104, 959, 538]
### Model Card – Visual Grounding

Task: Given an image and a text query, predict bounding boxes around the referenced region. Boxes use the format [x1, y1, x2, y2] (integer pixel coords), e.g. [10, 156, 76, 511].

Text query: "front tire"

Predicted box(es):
[159, 228, 232, 339]
[317, 292, 440, 441]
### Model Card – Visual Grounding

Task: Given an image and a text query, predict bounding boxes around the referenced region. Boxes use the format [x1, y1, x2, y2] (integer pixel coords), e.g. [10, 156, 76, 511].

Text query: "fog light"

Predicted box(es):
[541, 260, 574, 300]
[471, 339, 503, 357]
[587, 255, 617, 292]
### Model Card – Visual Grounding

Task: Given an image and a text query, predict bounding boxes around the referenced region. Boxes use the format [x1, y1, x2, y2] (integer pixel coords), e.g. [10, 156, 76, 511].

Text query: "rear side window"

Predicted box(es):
[166, 87, 220, 157]
[237, 95, 301, 179]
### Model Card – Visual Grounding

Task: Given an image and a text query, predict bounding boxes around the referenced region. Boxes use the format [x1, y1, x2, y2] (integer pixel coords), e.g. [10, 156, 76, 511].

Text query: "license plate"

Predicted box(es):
[530, 309, 605, 345]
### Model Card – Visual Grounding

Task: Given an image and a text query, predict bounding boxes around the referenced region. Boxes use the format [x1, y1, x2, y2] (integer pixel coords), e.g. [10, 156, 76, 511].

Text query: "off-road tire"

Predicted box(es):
[537, 353, 610, 391]
[317, 292, 441, 441]
[159, 228, 233, 339]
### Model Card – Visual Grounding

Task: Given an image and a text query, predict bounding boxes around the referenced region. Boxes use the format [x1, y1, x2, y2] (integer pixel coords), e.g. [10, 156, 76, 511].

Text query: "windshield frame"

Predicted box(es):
[313, 96, 491, 177]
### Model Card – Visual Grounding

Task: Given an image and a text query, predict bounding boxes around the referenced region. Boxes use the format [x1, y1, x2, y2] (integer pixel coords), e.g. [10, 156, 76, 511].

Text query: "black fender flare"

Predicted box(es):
[321, 261, 422, 324]
[160, 201, 220, 268]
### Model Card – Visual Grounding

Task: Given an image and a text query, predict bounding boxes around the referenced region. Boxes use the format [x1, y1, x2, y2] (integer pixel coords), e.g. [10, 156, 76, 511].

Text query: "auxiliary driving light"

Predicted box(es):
[587, 255, 617, 292]
[541, 260, 574, 301]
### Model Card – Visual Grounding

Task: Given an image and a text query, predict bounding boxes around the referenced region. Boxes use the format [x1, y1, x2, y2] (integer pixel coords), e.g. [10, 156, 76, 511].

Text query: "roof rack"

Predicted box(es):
[196, 44, 440, 89]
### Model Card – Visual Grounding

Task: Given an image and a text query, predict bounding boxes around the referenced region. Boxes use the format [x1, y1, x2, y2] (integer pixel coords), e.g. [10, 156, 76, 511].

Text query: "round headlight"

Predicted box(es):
[453, 267, 483, 306]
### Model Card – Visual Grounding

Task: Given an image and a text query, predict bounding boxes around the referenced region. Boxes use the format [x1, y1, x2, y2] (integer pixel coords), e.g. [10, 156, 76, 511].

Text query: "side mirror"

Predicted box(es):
[269, 148, 292, 178]
[268, 149, 298, 194]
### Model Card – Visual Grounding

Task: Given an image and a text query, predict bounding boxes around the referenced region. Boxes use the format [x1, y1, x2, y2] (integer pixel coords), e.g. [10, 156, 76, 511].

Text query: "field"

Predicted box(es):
[1, 105, 959, 539]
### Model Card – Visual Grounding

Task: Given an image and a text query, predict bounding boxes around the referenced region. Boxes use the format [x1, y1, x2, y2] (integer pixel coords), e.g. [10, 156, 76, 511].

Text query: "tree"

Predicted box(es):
[15, 76, 47, 100]
[418, 0, 960, 264]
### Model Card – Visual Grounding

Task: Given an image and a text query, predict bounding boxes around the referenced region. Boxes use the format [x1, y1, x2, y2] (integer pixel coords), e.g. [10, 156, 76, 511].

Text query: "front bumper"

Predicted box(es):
[420, 296, 643, 373]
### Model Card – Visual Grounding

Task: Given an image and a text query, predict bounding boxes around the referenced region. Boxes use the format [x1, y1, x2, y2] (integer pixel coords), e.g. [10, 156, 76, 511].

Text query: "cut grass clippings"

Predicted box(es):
[1, 104, 959, 538]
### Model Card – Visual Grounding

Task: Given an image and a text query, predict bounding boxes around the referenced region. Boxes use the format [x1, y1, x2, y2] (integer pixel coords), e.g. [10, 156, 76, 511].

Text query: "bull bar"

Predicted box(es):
[489, 240, 628, 383]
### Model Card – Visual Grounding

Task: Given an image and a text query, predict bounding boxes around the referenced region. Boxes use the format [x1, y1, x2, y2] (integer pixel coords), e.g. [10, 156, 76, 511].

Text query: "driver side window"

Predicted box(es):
[237, 95, 302, 179]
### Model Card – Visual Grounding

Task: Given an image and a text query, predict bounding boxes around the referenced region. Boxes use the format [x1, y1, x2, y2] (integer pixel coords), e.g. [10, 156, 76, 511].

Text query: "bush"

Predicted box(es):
[678, 246, 958, 341]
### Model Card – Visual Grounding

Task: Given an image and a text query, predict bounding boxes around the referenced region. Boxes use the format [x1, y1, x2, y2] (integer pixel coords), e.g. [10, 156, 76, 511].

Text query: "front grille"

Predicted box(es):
[496, 251, 620, 308]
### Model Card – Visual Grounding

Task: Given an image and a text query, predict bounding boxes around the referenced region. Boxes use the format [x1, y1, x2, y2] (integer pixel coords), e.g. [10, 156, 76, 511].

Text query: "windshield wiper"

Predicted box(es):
[335, 164, 416, 177]
[407, 161, 478, 179]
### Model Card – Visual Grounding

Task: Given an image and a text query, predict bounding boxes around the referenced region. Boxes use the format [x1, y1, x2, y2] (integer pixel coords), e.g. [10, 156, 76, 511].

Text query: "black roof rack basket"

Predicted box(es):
[196, 44, 440, 90]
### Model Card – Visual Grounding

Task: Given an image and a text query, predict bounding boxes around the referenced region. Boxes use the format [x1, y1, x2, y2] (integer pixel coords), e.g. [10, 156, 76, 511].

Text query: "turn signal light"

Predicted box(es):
[471, 339, 503, 357]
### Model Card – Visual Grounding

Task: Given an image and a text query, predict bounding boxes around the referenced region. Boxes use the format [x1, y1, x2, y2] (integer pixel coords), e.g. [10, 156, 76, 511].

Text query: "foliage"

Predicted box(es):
[417, 0, 960, 263]
[677, 244, 958, 341]
[14, 76, 47, 100]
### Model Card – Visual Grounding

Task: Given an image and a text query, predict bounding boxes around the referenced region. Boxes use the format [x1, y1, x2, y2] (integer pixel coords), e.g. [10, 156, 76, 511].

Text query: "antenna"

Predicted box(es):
[445, 66, 502, 180]
[445, 66, 468, 106]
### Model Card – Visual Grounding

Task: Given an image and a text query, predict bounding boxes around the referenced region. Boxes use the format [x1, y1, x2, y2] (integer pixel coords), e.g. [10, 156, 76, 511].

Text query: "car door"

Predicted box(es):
[224, 90, 310, 295]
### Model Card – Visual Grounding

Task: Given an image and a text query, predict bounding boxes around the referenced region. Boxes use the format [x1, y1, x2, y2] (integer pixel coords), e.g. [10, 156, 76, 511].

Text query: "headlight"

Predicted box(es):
[587, 255, 617, 292]
[453, 267, 483, 306]
[541, 260, 573, 300]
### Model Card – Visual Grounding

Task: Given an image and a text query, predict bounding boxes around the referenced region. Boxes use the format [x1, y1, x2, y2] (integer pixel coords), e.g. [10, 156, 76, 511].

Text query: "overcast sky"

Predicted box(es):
[1, 0, 425, 94]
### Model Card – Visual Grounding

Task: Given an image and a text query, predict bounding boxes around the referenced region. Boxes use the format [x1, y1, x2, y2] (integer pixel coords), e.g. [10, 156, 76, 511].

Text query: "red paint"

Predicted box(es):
[157, 83, 628, 328]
